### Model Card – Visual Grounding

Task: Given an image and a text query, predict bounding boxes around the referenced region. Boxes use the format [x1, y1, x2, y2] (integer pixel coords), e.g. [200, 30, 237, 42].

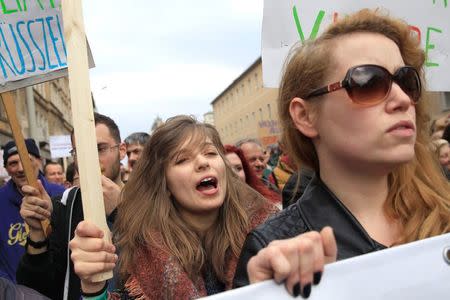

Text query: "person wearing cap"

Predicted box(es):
[0, 138, 64, 283]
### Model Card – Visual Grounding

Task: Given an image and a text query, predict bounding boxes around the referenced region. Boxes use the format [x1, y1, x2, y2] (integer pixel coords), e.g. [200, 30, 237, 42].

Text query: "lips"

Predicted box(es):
[196, 176, 218, 195]
[386, 120, 415, 133]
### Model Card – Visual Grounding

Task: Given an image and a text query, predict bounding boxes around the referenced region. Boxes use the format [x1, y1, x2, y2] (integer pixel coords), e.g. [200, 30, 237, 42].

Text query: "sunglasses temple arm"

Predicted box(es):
[305, 81, 345, 100]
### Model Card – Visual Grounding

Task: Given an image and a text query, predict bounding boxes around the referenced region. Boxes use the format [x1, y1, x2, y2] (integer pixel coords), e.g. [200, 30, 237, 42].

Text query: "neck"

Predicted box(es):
[319, 158, 401, 246]
[180, 209, 219, 237]
[321, 164, 389, 216]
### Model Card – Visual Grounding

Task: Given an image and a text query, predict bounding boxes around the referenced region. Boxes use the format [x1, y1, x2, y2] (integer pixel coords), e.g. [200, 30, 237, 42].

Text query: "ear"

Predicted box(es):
[289, 97, 319, 138]
[119, 142, 127, 160]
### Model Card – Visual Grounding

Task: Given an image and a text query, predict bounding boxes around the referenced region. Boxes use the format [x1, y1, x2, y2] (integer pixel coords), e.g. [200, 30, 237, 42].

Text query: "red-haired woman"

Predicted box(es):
[224, 145, 281, 207]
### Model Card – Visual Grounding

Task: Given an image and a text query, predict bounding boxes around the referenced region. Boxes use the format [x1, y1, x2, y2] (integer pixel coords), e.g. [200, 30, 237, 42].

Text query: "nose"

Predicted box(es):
[195, 154, 210, 171]
[130, 152, 138, 162]
[17, 161, 24, 172]
[385, 83, 414, 113]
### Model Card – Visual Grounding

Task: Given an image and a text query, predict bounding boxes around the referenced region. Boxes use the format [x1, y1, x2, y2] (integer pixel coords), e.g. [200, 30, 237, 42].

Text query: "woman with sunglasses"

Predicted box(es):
[233, 9, 450, 298]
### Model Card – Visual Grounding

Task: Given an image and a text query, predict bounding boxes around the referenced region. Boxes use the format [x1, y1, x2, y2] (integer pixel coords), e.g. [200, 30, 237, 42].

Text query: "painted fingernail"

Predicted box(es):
[302, 283, 311, 298]
[293, 282, 301, 297]
[313, 271, 322, 285]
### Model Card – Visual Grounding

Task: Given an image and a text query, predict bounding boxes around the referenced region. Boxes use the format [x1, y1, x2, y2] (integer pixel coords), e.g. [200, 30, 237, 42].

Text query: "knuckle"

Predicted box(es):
[298, 239, 313, 253]
[309, 231, 321, 243]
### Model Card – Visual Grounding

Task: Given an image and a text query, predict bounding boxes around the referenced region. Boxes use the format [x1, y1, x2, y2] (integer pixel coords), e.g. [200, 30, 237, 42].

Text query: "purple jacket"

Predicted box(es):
[0, 173, 64, 282]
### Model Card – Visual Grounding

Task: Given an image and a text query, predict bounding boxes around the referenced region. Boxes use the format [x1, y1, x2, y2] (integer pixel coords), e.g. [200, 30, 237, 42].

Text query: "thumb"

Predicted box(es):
[36, 179, 51, 201]
[321, 226, 337, 263]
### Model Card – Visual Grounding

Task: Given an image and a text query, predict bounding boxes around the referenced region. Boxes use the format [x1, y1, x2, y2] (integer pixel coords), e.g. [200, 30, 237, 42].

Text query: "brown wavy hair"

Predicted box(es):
[115, 115, 264, 281]
[278, 9, 450, 244]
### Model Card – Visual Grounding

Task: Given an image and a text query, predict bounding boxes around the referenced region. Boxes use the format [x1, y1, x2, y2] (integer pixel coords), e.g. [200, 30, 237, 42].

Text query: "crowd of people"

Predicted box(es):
[0, 9, 449, 300]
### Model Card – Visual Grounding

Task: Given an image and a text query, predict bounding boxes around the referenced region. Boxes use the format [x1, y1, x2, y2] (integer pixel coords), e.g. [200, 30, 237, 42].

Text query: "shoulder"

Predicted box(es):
[38, 174, 64, 197]
[250, 203, 310, 246]
[248, 201, 279, 231]
[0, 277, 50, 300]
[0, 181, 14, 195]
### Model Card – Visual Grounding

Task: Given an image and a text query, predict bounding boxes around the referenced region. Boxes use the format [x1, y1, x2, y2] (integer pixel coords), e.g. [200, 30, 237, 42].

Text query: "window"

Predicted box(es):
[259, 108, 263, 121]
[254, 73, 259, 90]
[267, 103, 272, 119]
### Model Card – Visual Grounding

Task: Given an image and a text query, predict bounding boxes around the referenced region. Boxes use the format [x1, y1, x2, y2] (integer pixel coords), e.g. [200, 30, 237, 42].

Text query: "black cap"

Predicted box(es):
[3, 138, 41, 167]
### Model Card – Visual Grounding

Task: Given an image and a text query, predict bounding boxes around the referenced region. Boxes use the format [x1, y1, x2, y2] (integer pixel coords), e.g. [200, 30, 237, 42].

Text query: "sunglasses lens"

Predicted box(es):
[395, 67, 421, 103]
[347, 66, 391, 105]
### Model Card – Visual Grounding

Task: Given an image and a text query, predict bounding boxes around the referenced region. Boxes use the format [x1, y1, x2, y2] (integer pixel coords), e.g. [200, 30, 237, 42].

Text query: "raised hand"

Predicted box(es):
[101, 175, 122, 216]
[247, 227, 337, 298]
[20, 180, 52, 233]
[69, 220, 117, 294]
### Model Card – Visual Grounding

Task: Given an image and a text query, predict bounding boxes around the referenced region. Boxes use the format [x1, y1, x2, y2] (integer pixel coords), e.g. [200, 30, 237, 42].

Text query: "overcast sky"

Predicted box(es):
[82, 0, 264, 140]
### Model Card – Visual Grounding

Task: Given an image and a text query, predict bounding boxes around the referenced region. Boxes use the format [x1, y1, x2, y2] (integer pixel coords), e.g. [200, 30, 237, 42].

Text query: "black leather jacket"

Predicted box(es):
[233, 175, 387, 288]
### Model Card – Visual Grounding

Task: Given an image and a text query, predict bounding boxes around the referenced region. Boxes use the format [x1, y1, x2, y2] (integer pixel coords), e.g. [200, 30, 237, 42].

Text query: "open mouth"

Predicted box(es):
[196, 177, 218, 192]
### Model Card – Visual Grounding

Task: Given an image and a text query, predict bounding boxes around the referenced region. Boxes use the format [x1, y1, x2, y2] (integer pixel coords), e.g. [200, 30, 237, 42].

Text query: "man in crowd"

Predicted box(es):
[0, 139, 64, 282]
[43, 161, 65, 186]
[63, 162, 79, 189]
[236, 138, 268, 179]
[124, 132, 150, 172]
[236, 138, 280, 194]
[17, 113, 126, 299]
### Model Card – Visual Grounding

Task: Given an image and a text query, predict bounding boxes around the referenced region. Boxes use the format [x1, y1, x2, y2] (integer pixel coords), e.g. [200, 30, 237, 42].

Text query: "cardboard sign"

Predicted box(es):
[49, 135, 71, 158]
[258, 119, 281, 147]
[262, 0, 450, 91]
[0, 0, 94, 92]
[204, 233, 450, 299]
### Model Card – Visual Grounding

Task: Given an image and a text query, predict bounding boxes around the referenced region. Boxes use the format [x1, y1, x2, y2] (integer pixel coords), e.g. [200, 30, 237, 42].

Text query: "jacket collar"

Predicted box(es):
[297, 175, 386, 259]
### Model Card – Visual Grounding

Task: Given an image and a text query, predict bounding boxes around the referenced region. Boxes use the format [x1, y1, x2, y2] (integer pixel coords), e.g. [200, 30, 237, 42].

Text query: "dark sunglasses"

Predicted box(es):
[305, 64, 421, 106]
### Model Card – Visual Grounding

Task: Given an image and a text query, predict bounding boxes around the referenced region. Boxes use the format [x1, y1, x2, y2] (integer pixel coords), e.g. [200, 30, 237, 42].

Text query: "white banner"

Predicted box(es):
[49, 135, 71, 159]
[205, 233, 450, 299]
[262, 0, 450, 91]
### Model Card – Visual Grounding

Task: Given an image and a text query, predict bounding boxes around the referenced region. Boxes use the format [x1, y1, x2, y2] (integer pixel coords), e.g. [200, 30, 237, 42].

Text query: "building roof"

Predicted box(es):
[210, 57, 261, 105]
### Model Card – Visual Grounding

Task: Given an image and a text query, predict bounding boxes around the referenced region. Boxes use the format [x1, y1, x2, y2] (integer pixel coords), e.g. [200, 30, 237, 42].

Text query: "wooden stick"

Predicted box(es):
[61, 0, 112, 282]
[1, 92, 50, 237]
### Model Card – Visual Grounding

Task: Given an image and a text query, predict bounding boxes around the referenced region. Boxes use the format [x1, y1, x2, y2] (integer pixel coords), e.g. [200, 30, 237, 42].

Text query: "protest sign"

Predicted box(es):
[262, 0, 450, 91]
[205, 233, 450, 299]
[49, 135, 71, 158]
[257, 119, 281, 147]
[0, 0, 94, 92]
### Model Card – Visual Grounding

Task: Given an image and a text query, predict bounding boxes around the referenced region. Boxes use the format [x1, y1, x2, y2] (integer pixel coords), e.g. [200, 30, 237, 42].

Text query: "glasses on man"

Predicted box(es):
[70, 143, 120, 157]
[305, 64, 421, 106]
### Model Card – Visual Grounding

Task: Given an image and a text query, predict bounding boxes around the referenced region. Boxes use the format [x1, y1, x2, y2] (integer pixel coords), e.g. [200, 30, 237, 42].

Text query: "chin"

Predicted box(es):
[384, 149, 415, 167]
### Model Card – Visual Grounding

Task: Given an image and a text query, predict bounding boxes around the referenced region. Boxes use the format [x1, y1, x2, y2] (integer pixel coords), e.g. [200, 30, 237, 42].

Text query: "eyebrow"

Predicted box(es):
[171, 142, 216, 160]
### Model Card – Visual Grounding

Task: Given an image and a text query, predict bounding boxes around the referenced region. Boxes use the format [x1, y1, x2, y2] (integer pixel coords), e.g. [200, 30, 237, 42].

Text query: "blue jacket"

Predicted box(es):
[0, 173, 64, 282]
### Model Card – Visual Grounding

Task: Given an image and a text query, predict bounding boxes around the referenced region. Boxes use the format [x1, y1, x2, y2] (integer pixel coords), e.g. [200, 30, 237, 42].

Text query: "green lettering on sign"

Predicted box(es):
[292, 5, 325, 43]
[1, 0, 18, 14]
[433, 0, 448, 8]
[425, 27, 443, 67]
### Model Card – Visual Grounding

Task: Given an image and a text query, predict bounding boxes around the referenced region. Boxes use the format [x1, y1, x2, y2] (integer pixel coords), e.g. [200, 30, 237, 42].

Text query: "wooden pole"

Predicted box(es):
[61, 0, 112, 281]
[1, 92, 51, 237]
